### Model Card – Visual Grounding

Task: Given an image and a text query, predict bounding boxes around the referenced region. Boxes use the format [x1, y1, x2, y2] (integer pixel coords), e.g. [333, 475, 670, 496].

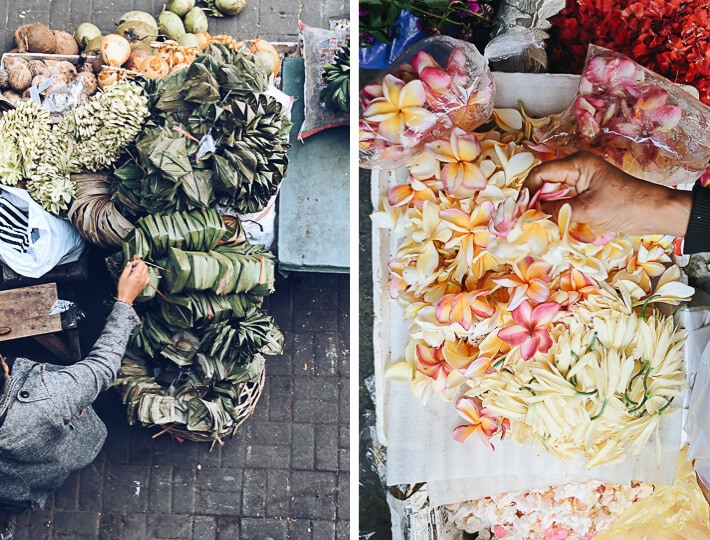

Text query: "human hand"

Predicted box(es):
[523, 151, 692, 237]
[116, 258, 150, 306]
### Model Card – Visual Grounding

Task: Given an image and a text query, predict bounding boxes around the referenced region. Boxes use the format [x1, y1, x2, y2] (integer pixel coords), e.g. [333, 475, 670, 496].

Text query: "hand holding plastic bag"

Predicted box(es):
[359, 36, 494, 170]
[541, 44, 710, 186]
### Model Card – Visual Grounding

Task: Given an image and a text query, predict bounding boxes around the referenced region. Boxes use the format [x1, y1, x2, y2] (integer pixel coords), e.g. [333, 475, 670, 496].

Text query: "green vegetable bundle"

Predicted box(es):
[114, 205, 282, 441]
[112, 43, 291, 220]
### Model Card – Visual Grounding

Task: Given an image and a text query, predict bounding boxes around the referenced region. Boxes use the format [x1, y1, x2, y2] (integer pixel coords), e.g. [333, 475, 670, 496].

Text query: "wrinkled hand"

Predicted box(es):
[523, 151, 692, 237]
[116, 259, 150, 306]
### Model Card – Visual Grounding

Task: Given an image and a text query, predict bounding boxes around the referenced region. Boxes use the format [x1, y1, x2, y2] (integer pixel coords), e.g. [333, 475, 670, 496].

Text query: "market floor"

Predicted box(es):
[0, 249, 349, 539]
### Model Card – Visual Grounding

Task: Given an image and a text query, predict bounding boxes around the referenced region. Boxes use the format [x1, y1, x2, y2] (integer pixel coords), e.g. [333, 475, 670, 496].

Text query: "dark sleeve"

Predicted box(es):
[684, 183, 710, 254]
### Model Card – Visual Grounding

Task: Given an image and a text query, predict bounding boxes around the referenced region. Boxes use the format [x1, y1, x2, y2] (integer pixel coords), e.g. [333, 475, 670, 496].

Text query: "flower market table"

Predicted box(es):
[366, 62, 710, 538]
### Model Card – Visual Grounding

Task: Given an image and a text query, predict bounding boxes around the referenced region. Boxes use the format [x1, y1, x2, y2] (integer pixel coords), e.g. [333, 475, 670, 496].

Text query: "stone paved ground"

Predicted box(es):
[0, 0, 350, 538]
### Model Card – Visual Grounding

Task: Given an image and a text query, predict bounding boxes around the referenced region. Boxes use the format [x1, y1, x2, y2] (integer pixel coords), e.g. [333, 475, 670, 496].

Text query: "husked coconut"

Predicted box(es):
[75, 71, 98, 95]
[9, 65, 32, 92]
[54, 30, 80, 55]
[27, 60, 46, 78]
[15, 23, 56, 53]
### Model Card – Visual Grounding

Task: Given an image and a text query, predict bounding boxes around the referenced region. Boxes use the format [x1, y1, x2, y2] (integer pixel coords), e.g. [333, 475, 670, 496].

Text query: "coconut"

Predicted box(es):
[158, 10, 186, 41]
[100, 34, 132, 67]
[0, 69, 8, 90]
[125, 48, 153, 71]
[3, 57, 27, 71]
[75, 23, 102, 50]
[84, 35, 104, 57]
[53, 30, 80, 55]
[117, 11, 159, 34]
[75, 71, 98, 95]
[178, 33, 201, 50]
[215, 0, 247, 16]
[184, 8, 208, 34]
[9, 66, 32, 92]
[15, 23, 56, 54]
[26, 60, 46, 78]
[115, 21, 158, 50]
[3, 91, 21, 107]
[166, 0, 196, 17]
[55, 61, 77, 81]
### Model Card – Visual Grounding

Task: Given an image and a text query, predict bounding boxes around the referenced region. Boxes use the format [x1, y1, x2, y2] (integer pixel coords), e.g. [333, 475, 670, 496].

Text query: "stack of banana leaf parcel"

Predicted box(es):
[107, 43, 291, 443]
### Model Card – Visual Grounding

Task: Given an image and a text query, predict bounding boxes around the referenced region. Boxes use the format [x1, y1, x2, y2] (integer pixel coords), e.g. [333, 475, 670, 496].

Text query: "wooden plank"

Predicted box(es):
[0, 283, 61, 341]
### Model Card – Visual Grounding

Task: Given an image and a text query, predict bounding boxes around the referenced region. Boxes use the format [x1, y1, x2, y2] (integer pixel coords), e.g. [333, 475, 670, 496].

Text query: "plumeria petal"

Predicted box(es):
[497, 324, 530, 346]
[398, 79, 427, 109]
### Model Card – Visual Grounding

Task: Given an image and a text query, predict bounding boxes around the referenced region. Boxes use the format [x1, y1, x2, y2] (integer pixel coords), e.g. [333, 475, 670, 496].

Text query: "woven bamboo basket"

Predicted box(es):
[150, 365, 265, 446]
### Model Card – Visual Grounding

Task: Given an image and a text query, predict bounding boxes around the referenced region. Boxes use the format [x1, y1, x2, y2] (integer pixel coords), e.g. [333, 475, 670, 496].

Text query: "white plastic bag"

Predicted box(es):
[0, 185, 85, 278]
[686, 339, 710, 489]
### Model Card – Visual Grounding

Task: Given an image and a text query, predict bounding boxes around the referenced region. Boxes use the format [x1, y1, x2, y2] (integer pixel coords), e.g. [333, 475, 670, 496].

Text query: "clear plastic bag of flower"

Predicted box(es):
[359, 35, 495, 170]
[540, 44, 710, 186]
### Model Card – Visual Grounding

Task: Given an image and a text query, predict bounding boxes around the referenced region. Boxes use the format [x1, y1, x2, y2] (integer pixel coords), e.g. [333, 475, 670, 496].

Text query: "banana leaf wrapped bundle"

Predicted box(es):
[112, 43, 291, 220]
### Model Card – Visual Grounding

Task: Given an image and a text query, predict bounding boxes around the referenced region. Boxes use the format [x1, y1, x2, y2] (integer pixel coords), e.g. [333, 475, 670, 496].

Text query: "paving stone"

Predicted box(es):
[215, 516, 241, 540]
[293, 396, 339, 424]
[291, 287, 340, 333]
[315, 424, 340, 471]
[171, 466, 197, 515]
[244, 443, 292, 470]
[194, 488, 241, 516]
[147, 513, 194, 539]
[241, 469, 268, 517]
[288, 519, 315, 539]
[196, 467, 242, 492]
[102, 464, 150, 513]
[266, 469, 291, 516]
[149, 465, 174, 514]
[52, 510, 100, 536]
[266, 375, 293, 422]
[291, 423, 315, 470]
[122, 513, 149, 540]
[78, 462, 105, 512]
[240, 517, 288, 540]
[314, 332, 341, 377]
[193, 515, 219, 540]
[245, 418, 293, 446]
[289, 471, 338, 520]
[53, 469, 79, 510]
[312, 520, 337, 540]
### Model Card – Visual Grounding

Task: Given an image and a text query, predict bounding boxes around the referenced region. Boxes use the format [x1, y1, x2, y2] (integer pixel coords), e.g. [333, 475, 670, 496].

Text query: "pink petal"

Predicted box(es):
[479, 416, 499, 437]
[460, 163, 488, 191]
[576, 109, 601, 140]
[452, 424, 478, 443]
[420, 67, 452, 95]
[497, 324, 530, 346]
[530, 302, 560, 325]
[527, 279, 551, 303]
[534, 328, 554, 355]
[447, 47, 467, 75]
[519, 334, 541, 361]
[511, 300, 534, 327]
[411, 50, 440, 74]
[584, 56, 608, 84]
[439, 207, 470, 229]
[361, 83, 384, 100]
[636, 84, 668, 110]
[605, 58, 637, 84]
[494, 525, 508, 538]
[650, 105, 681, 131]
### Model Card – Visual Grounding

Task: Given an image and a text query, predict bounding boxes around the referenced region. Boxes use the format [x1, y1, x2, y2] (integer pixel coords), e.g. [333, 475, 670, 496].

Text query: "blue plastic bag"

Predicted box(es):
[359, 10, 427, 71]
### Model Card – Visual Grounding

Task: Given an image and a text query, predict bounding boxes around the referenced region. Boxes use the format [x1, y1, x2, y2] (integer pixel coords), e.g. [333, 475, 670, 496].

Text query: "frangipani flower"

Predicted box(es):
[452, 396, 505, 450]
[436, 290, 495, 331]
[426, 128, 487, 196]
[492, 257, 553, 310]
[361, 74, 437, 144]
[498, 301, 561, 361]
[387, 178, 439, 207]
[414, 343, 465, 393]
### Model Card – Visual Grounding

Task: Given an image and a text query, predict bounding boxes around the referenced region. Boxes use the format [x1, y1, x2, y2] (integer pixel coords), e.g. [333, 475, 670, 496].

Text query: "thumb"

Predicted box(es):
[538, 199, 565, 220]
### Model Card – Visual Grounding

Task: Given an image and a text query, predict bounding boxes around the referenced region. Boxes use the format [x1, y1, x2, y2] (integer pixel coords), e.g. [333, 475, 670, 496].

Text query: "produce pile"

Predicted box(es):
[0, 6, 291, 441]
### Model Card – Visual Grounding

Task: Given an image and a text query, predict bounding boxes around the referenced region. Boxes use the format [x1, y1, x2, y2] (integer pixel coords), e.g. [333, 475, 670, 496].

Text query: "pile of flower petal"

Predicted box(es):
[445, 479, 655, 539]
[374, 106, 693, 469]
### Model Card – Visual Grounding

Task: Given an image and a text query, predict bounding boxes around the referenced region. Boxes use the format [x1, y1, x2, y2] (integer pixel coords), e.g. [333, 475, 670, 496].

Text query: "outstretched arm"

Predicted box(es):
[523, 151, 693, 238]
[41, 260, 150, 412]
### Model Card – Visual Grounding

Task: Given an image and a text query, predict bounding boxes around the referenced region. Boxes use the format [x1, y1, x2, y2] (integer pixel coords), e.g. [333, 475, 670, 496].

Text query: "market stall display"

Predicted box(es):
[362, 29, 710, 536]
[0, 6, 292, 443]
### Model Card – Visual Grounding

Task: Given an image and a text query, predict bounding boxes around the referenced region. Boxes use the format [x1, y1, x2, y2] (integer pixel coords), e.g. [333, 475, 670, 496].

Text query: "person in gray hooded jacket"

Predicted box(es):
[0, 259, 149, 513]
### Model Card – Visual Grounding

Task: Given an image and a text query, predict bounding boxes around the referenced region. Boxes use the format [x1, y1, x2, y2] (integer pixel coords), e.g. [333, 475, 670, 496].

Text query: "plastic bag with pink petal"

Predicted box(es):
[359, 35, 495, 170]
[540, 44, 710, 186]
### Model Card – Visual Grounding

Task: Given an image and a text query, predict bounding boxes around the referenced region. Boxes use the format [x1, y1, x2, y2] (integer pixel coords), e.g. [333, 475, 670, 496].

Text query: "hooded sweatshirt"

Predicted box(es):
[0, 301, 139, 507]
